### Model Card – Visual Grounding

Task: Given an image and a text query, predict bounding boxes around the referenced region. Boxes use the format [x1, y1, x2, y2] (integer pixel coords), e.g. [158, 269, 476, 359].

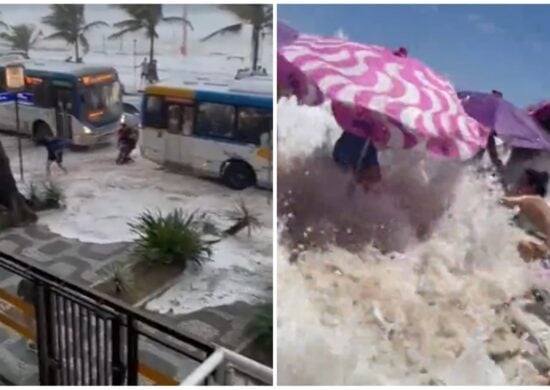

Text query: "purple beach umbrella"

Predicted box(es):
[459, 91, 550, 151]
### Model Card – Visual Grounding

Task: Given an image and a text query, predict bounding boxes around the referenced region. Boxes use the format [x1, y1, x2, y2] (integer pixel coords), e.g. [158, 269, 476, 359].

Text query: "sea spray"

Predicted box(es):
[277, 98, 548, 384]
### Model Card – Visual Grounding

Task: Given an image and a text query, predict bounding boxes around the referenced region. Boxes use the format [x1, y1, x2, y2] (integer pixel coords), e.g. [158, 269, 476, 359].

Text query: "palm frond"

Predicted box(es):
[79, 34, 89, 54]
[0, 32, 14, 44]
[113, 19, 143, 30]
[30, 30, 43, 47]
[108, 27, 142, 41]
[200, 23, 243, 42]
[161, 16, 194, 30]
[43, 31, 72, 42]
[81, 20, 109, 32]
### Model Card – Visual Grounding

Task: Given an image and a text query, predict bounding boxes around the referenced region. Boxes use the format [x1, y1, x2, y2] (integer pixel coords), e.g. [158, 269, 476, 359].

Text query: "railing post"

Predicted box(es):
[126, 315, 139, 385]
[111, 315, 124, 385]
[35, 282, 56, 385]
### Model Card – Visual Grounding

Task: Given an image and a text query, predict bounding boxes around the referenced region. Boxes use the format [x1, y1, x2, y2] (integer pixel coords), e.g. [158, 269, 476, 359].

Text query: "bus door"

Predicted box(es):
[52, 86, 73, 139]
[166, 100, 194, 166]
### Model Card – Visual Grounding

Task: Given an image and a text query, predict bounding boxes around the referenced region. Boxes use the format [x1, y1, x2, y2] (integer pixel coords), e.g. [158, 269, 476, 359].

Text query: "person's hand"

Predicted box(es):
[500, 196, 518, 208]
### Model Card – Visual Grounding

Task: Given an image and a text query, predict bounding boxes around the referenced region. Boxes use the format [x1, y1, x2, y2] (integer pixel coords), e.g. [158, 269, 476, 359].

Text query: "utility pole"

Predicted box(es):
[133, 39, 137, 91]
[181, 5, 188, 56]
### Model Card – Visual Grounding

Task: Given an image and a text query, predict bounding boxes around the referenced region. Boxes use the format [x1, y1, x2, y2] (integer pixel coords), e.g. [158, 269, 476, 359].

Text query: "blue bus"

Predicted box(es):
[0, 57, 122, 145]
[141, 77, 272, 189]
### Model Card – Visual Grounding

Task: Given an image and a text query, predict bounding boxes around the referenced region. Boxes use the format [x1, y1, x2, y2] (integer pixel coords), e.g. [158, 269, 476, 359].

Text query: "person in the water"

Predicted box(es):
[332, 132, 381, 191]
[505, 168, 549, 236]
[514, 168, 549, 197]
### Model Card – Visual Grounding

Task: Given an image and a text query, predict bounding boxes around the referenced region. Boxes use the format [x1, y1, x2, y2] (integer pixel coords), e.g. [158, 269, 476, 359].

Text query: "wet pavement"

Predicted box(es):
[0, 223, 262, 385]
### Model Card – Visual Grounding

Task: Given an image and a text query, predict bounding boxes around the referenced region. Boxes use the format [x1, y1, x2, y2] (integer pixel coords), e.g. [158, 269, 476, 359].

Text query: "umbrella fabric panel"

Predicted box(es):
[278, 28, 489, 160]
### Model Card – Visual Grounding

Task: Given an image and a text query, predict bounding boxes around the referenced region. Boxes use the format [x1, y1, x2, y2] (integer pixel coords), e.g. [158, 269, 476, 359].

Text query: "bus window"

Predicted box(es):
[167, 103, 194, 135]
[167, 104, 182, 134]
[196, 102, 235, 140]
[144, 95, 166, 128]
[182, 106, 194, 136]
[26, 78, 51, 108]
[237, 107, 272, 145]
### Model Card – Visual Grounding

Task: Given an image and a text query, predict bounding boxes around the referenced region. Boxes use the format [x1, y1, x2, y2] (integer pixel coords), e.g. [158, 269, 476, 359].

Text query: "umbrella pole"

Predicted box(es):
[347, 138, 372, 196]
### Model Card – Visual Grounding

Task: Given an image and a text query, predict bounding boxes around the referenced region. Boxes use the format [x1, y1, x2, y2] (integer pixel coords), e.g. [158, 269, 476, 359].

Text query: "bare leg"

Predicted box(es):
[359, 166, 382, 192]
[46, 160, 52, 177]
[57, 163, 68, 174]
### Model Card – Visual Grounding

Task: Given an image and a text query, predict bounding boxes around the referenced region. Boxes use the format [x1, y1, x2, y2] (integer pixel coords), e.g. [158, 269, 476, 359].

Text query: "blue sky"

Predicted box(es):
[278, 4, 550, 107]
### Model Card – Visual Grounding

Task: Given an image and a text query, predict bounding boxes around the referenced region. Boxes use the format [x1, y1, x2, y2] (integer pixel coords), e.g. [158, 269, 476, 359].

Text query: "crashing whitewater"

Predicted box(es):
[277, 97, 550, 385]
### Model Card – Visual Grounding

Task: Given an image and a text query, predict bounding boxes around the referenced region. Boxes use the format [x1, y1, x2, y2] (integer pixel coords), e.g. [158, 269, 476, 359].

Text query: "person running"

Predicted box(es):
[332, 131, 381, 192]
[137, 58, 148, 86]
[41, 136, 68, 176]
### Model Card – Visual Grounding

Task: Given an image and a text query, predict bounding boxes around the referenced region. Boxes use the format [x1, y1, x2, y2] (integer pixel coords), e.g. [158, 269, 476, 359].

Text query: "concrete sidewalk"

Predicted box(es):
[0, 224, 263, 385]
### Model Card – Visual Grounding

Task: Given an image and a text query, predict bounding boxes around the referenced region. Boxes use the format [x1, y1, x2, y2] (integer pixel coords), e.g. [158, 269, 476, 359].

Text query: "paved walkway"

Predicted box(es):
[0, 224, 264, 385]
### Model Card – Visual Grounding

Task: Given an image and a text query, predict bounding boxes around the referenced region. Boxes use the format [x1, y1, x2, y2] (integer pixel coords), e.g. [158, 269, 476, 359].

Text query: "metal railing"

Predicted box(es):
[181, 347, 273, 386]
[0, 250, 273, 385]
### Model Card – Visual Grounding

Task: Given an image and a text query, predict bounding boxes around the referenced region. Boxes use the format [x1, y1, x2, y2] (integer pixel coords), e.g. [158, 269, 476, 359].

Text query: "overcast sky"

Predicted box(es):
[0, 4, 272, 59]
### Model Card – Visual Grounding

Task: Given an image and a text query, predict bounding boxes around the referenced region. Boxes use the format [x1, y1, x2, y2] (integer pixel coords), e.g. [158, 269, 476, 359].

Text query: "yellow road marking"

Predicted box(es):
[0, 288, 179, 386]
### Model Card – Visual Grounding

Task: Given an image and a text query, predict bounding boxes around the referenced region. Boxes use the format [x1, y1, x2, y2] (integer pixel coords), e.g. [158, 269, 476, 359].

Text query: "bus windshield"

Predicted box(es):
[82, 80, 122, 124]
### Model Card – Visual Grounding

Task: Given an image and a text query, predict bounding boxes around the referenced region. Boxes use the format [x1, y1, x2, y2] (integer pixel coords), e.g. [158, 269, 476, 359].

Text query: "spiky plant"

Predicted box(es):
[98, 261, 134, 295]
[25, 181, 64, 211]
[251, 303, 272, 350]
[26, 182, 41, 208]
[129, 209, 213, 269]
[43, 181, 64, 209]
[224, 200, 262, 237]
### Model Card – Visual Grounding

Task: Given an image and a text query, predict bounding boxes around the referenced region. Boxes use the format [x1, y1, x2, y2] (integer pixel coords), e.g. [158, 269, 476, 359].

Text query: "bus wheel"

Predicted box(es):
[33, 122, 53, 143]
[222, 161, 255, 190]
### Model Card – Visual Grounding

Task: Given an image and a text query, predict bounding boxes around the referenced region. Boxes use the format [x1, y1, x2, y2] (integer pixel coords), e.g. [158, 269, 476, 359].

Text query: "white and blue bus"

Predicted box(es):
[140, 77, 272, 190]
[0, 58, 122, 145]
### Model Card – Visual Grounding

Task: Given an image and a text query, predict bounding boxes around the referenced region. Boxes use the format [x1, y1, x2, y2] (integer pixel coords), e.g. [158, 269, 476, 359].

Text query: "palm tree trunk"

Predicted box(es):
[251, 24, 260, 70]
[75, 39, 80, 63]
[149, 36, 154, 63]
[0, 141, 37, 227]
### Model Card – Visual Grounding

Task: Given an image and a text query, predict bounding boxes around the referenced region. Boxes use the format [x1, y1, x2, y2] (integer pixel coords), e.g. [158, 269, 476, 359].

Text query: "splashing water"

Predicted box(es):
[277, 97, 550, 385]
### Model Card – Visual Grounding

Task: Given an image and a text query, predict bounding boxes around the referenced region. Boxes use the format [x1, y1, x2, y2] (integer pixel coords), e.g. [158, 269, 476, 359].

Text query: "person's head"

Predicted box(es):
[518, 168, 549, 197]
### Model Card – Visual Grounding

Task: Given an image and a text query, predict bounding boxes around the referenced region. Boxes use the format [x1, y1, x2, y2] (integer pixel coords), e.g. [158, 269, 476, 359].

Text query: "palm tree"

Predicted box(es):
[0, 24, 42, 57]
[109, 5, 193, 63]
[42, 5, 109, 63]
[201, 5, 272, 70]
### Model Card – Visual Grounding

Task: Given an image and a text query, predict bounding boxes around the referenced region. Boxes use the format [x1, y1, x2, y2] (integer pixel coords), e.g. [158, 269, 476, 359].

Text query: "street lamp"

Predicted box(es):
[5, 63, 25, 181]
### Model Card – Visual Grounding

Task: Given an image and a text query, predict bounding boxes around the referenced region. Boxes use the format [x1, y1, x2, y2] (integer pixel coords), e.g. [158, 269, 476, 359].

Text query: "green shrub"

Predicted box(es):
[43, 181, 63, 209]
[252, 303, 273, 350]
[98, 261, 134, 295]
[224, 200, 262, 237]
[26, 181, 64, 211]
[27, 182, 41, 208]
[129, 209, 213, 269]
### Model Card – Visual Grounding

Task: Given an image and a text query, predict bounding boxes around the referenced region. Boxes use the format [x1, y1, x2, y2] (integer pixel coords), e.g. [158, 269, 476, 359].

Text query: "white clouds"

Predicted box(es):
[334, 28, 348, 40]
